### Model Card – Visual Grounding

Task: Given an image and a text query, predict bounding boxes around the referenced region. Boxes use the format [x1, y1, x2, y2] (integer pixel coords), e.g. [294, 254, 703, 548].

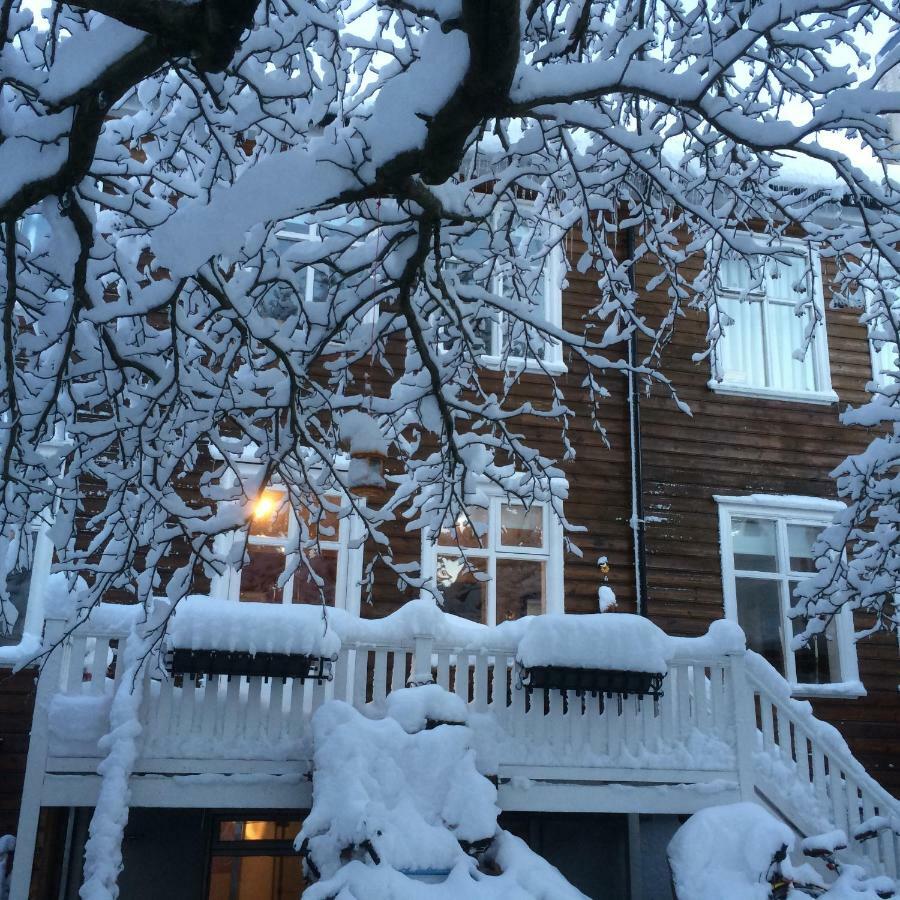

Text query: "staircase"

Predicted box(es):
[743, 653, 899, 880]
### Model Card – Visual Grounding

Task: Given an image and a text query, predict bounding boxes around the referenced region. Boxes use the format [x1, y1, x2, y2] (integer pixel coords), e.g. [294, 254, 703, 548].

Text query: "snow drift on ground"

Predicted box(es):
[296, 689, 589, 899]
[668, 802, 897, 900]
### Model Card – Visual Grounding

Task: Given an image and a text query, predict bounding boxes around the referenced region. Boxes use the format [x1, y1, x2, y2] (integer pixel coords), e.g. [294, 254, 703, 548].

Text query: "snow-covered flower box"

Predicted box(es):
[167, 597, 340, 682]
[515, 613, 669, 701]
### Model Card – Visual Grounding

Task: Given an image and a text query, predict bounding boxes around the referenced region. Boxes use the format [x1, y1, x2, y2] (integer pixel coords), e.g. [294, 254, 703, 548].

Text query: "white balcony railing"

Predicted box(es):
[13, 609, 900, 892]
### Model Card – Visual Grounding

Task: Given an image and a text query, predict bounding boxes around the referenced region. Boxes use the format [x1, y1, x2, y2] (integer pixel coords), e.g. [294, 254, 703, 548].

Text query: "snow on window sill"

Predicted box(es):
[480, 354, 567, 376]
[790, 680, 866, 700]
[707, 379, 839, 406]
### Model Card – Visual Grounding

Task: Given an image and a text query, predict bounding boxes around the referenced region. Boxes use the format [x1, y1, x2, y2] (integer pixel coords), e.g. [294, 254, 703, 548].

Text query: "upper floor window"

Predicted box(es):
[711, 247, 837, 404]
[1, 515, 55, 653]
[422, 496, 564, 625]
[274, 221, 334, 310]
[442, 215, 564, 373]
[869, 302, 898, 388]
[217, 489, 362, 613]
[716, 495, 860, 695]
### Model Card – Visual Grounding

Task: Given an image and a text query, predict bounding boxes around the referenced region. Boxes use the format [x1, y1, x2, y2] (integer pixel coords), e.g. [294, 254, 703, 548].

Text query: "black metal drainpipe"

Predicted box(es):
[625, 225, 649, 618]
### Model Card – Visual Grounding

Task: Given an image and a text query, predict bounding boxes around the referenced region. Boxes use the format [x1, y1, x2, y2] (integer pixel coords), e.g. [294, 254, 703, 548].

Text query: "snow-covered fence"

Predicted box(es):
[42, 616, 740, 777]
[16, 608, 899, 887]
[745, 655, 900, 879]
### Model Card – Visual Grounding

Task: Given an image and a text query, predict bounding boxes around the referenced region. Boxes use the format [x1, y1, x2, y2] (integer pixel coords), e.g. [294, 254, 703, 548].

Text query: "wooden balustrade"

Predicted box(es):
[30, 616, 900, 881]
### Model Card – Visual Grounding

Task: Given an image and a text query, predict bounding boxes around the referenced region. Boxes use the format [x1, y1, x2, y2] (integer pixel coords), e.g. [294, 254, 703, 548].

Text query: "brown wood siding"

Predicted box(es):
[633, 248, 900, 795]
[0, 666, 36, 837]
[361, 234, 635, 619]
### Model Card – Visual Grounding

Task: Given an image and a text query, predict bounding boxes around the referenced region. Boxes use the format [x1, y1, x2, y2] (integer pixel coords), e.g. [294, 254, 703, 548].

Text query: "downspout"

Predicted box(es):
[625, 225, 649, 618]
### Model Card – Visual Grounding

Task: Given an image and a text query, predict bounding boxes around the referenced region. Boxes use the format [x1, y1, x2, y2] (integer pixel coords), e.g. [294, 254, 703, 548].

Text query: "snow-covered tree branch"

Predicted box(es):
[1, 0, 899, 637]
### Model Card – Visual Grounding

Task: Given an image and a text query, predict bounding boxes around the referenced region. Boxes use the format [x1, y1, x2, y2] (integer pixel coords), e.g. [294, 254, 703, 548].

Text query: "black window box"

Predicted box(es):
[518, 664, 665, 700]
[168, 647, 334, 682]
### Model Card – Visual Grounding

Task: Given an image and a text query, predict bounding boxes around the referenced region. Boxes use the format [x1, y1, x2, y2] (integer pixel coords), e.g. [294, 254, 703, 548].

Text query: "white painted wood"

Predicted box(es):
[65, 635, 88, 694]
[498, 780, 742, 815]
[728, 652, 757, 803]
[88, 637, 109, 695]
[9, 619, 66, 899]
[436, 650, 450, 690]
[391, 649, 406, 694]
[498, 765, 736, 783]
[473, 653, 489, 711]
[372, 649, 388, 704]
[267, 676, 285, 742]
[41, 772, 314, 810]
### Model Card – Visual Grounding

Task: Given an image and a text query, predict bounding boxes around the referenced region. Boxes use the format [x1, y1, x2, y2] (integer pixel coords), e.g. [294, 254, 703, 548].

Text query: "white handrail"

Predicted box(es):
[744, 653, 899, 878]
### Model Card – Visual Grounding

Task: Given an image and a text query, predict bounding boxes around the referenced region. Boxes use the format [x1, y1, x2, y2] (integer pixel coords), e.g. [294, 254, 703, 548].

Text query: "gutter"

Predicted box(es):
[625, 225, 649, 618]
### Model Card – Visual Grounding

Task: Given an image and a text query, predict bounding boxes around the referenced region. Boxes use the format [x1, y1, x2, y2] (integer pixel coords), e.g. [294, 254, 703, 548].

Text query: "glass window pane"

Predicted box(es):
[250, 491, 289, 538]
[787, 524, 821, 574]
[239, 545, 286, 603]
[500, 504, 544, 548]
[310, 266, 333, 304]
[717, 295, 765, 387]
[217, 820, 302, 841]
[719, 256, 763, 294]
[208, 855, 305, 900]
[732, 518, 778, 572]
[496, 558, 544, 622]
[437, 506, 489, 549]
[291, 549, 338, 606]
[766, 301, 818, 392]
[436, 554, 487, 623]
[735, 577, 786, 675]
[791, 586, 839, 684]
[767, 254, 808, 301]
[301, 499, 340, 543]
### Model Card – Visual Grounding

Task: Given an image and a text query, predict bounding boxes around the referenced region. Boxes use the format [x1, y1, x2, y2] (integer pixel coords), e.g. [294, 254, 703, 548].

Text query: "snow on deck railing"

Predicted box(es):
[37, 600, 746, 774]
[744, 653, 900, 879]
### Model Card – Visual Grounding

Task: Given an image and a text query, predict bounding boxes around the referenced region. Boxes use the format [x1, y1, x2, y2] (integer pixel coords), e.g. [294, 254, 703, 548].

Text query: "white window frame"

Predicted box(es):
[709, 241, 838, 405]
[210, 476, 364, 616]
[421, 493, 565, 625]
[715, 494, 861, 697]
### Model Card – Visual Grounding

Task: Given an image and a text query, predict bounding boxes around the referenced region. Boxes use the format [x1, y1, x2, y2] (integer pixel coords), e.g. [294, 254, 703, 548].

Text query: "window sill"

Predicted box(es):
[790, 680, 866, 700]
[707, 379, 839, 406]
[480, 355, 568, 376]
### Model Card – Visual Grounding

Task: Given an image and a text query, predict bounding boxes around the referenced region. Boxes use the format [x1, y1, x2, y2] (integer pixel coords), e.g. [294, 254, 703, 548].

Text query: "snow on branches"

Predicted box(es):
[0, 0, 898, 635]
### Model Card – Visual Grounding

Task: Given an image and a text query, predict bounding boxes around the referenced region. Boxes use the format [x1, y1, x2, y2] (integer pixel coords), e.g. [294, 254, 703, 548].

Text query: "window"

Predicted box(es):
[716, 496, 860, 694]
[0, 516, 55, 650]
[442, 216, 564, 372]
[423, 497, 564, 625]
[274, 221, 334, 311]
[711, 246, 837, 403]
[869, 300, 899, 388]
[207, 817, 305, 900]
[217, 489, 363, 613]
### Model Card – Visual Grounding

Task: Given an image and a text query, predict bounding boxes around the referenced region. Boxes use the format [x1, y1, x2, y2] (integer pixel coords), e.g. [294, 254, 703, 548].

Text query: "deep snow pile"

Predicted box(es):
[296, 688, 589, 899]
[516, 612, 671, 672]
[668, 803, 897, 900]
[169, 596, 340, 658]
